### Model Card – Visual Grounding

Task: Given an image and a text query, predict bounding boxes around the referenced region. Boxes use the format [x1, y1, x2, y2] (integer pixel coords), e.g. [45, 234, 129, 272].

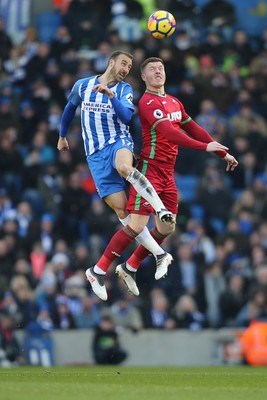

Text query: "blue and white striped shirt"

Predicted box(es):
[68, 76, 135, 156]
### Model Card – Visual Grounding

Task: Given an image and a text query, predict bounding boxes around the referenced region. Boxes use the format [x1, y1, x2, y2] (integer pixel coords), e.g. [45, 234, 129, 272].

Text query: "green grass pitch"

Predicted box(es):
[0, 366, 266, 400]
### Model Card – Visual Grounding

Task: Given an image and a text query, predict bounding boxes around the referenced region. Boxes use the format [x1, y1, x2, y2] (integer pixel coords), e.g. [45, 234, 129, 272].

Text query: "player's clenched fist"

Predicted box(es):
[57, 137, 69, 152]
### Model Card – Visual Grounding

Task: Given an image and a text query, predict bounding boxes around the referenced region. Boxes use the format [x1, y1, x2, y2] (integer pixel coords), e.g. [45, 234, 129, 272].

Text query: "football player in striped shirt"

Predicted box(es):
[57, 51, 174, 300]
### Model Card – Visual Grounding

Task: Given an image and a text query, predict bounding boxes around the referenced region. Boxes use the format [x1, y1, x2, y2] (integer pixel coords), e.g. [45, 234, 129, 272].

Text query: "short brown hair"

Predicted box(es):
[109, 50, 133, 62]
[140, 57, 164, 72]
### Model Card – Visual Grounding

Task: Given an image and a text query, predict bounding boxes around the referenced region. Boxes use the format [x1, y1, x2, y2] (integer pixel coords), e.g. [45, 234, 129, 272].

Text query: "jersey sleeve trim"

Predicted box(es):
[152, 118, 169, 130]
[181, 117, 192, 125]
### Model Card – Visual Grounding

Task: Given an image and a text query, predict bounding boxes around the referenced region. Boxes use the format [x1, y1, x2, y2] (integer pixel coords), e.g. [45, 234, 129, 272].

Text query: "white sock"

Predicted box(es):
[119, 215, 130, 226]
[93, 265, 106, 275]
[119, 212, 164, 257]
[135, 226, 165, 256]
[126, 168, 165, 213]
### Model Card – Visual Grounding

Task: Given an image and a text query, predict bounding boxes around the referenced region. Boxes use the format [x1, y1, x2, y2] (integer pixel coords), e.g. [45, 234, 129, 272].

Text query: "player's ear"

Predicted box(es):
[141, 72, 146, 82]
[109, 59, 115, 68]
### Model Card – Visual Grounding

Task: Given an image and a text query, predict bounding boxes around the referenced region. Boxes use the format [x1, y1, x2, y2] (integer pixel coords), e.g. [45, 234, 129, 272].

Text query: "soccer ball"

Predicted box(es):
[147, 10, 176, 40]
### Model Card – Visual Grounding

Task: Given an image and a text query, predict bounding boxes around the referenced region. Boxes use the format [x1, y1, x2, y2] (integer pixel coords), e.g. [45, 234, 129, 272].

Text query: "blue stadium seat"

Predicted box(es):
[24, 334, 55, 367]
[36, 11, 62, 43]
[190, 203, 205, 220]
[175, 175, 198, 203]
[210, 218, 226, 234]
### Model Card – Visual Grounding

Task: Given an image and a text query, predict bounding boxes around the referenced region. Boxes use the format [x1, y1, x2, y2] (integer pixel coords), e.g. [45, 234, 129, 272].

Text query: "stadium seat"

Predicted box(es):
[190, 203, 205, 220]
[24, 335, 55, 367]
[175, 175, 198, 203]
[36, 11, 62, 43]
[210, 218, 225, 234]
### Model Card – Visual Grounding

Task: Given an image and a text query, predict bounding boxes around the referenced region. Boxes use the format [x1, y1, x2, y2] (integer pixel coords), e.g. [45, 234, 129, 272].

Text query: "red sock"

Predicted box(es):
[96, 227, 137, 273]
[127, 227, 165, 270]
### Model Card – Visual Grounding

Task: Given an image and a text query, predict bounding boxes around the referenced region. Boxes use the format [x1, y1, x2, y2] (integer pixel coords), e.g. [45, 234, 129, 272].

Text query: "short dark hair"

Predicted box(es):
[109, 50, 133, 62]
[140, 57, 164, 72]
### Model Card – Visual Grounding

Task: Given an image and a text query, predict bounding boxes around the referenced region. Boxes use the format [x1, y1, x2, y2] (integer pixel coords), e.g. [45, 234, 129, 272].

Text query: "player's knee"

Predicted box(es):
[117, 163, 132, 179]
[169, 224, 176, 235]
[128, 222, 144, 235]
[114, 208, 128, 220]
[158, 224, 175, 237]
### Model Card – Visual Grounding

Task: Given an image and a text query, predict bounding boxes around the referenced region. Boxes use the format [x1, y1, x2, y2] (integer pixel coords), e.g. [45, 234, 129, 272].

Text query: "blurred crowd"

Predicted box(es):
[1, 0, 267, 365]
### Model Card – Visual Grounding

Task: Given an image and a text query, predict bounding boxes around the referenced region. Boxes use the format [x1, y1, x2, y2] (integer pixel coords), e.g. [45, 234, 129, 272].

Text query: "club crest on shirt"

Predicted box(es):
[153, 109, 163, 119]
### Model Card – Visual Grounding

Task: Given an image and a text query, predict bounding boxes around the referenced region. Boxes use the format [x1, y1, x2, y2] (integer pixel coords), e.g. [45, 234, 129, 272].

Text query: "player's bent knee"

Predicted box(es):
[158, 224, 175, 237]
[114, 208, 128, 220]
[117, 163, 132, 179]
[169, 224, 176, 234]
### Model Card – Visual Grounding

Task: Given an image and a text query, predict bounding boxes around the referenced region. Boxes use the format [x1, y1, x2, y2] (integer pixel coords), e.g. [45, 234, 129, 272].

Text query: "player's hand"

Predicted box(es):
[206, 141, 229, 152]
[57, 137, 69, 152]
[224, 153, 238, 171]
[92, 84, 114, 99]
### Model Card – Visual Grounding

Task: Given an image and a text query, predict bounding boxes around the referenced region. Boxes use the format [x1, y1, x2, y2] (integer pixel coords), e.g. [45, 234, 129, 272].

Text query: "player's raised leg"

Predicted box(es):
[115, 148, 174, 225]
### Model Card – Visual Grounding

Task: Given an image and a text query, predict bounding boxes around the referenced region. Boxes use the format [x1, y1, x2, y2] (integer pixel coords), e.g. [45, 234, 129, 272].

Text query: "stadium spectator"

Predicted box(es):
[0, 98, 18, 132]
[74, 295, 101, 329]
[37, 163, 63, 216]
[0, 17, 13, 66]
[9, 275, 35, 329]
[111, 0, 144, 43]
[198, 171, 234, 231]
[240, 320, 267, 366]
[0, 314, 23, 366]
[167, 0, 202, 38]
[219, 271, 247, 327]
[0, 291, 21, 326]
[230, 102, 267, 139]
[203, 262, 226, 327]
[236, 286, 267, 328]
[3, 45, 28, 97]
[102, 294, 144, 332]
[52, 295, 77, 329]
[35, 305, 55, 331]
[50, 25, 77, 61]
[58, 171, 91, 244]
[201, 0, 237, 42]
[141, 288, 176, 329]
[63, 0, 110, 49]
[21, 27, 39, 60]
[171, 294, 207, 330]
[25, 42, 51, 84]
[29, 241, 47, 281]
[92, 315, 127, 365]
[198, 31, 225, 65]
[0, 129, 24, 198]
[92, 41, 112, 74]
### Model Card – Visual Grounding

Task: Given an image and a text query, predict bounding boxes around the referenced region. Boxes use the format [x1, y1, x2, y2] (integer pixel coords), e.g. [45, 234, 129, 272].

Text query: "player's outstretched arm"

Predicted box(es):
[182, 119, 228, 158]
